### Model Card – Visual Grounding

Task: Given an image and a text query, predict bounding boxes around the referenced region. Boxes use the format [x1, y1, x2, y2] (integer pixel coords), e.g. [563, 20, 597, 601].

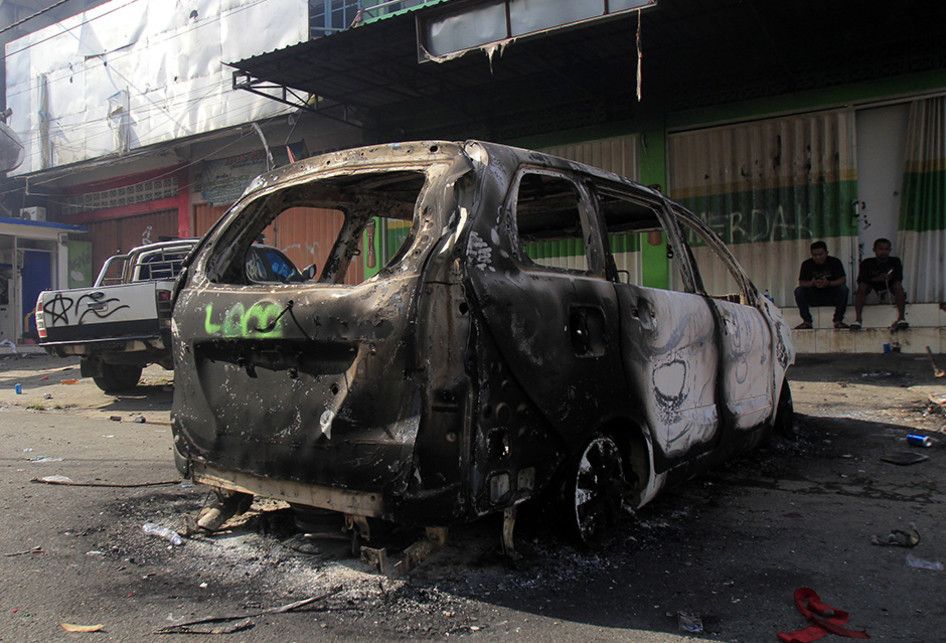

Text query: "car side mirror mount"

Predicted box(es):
[303, 263, 318, 280]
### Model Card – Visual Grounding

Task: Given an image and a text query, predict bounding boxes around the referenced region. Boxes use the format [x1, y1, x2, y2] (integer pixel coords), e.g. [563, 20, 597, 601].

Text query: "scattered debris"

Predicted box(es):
[133, 415, 146, 423]
[85, 550, 105, 557]
[14, 383, 22, 394]
[925, 346, 945, 378]
[153, 586, 343, 635]
[60, 379, 79, 385]
[108, 416, 122, 422]
[871, 525, 920, 547]
[32, 477, 178, 488]
[906, 433, 933, 448]
[142, 522, 185, 546]
[28, 455, 63, 463]
[196, 491, 253, 532]
[3, 546, 43, 557]
[880, 451, 929, 466]
[201, 618, 255, 635]
[676, 611, 703, 634]
[0, 338, 17, 353]
[60, 623, 104, 633]
[905, 554, 944, 571]
[42, 393, 52, 400]
[777, 587, 868, 642]
[35, 475, 74, 484]
[859, 370, 894, 380]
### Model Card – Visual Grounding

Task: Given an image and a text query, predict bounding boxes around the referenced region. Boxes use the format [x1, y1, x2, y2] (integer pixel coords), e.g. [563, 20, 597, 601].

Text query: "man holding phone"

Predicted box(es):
[794, 240, 849, 329]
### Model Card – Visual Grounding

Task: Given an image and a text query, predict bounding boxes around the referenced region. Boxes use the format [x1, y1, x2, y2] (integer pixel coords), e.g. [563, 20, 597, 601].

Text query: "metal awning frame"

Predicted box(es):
[232, 70, 364, 128]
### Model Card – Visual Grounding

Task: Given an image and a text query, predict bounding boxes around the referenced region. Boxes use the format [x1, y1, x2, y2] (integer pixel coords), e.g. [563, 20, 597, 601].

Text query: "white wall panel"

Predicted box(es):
[6, 0, 308, 175]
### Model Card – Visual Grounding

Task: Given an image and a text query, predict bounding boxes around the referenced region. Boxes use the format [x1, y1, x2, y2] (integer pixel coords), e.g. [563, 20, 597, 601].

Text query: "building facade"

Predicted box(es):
[6, 0, 946, 345]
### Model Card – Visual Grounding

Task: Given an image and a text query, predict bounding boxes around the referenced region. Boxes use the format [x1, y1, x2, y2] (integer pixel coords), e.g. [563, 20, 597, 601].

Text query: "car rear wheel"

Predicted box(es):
[93, 363, 142, 393]
[773, 379, 795, 439]
[563, 434, 628, 545]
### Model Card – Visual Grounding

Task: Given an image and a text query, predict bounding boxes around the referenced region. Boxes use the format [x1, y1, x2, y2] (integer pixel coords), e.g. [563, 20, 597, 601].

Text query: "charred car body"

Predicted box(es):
[171, 141, 795, 544]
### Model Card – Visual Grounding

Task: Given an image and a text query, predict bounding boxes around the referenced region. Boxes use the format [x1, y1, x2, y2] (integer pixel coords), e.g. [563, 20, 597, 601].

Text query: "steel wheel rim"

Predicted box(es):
[573, 436, 625, 544]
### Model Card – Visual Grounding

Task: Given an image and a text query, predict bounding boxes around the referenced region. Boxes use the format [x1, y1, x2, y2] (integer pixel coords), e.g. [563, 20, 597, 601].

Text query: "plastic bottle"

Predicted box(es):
[142, 522, 185, 546]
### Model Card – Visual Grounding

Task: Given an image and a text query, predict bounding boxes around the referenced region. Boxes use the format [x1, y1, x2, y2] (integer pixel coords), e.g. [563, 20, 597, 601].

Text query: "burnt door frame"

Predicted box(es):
[589, 183, 727, 471]
[467, 166, 629, 447]
[674, 214, 777, 432]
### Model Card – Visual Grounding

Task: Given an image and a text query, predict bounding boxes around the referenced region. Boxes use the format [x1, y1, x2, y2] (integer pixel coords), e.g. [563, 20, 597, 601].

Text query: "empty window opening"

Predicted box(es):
[208, 170, 426, 286]
[677, 215, 749, 303]
[515, 172, 590, 273]
[595, 187, 664, 286]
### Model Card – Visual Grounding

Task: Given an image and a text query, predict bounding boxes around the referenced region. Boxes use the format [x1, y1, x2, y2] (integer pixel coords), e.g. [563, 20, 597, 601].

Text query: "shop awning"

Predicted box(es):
[228, 0, 946, 141]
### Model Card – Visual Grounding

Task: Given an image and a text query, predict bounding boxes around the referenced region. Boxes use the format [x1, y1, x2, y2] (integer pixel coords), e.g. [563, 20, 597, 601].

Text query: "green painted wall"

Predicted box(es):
[507, 68, 946, 290]
[363, 217, 412, 278]
[637, 127, 669, 288]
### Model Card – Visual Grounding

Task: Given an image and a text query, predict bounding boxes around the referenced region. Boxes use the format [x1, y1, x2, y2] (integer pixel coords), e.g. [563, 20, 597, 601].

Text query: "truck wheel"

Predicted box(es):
[93, 364, 142, 393]
[562, 434, 628, 546]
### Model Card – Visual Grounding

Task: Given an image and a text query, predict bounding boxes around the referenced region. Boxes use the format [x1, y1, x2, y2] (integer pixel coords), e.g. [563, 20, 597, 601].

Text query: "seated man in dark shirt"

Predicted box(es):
[794, 240, 849, 329]
[850, 238, 907, 331]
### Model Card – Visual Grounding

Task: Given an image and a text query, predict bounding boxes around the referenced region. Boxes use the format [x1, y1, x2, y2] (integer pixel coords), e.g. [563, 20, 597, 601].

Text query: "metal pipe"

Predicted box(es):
[250, 122, 275, 172]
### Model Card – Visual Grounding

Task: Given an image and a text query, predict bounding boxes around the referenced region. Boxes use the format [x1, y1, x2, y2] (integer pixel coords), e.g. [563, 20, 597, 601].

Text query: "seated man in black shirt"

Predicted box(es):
[794, 240, 849, 329]
[850, 238, 908, 331]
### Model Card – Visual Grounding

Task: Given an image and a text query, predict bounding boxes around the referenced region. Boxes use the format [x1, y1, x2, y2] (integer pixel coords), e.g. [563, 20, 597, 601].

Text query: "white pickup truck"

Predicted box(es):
[35, 239, 308, 393]
[34, 240, 195, 392]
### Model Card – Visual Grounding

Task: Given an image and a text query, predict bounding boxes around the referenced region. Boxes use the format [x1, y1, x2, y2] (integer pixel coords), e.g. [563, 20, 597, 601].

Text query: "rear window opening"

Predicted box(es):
[209, 170, 426, 286]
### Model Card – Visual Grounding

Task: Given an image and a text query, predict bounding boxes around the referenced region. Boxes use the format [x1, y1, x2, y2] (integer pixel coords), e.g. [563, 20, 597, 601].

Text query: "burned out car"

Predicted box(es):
[170, 141, 794, 547]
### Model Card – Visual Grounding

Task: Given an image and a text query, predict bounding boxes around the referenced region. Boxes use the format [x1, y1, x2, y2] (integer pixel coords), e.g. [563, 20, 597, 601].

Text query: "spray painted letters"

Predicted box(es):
[204, 302, 284, 338]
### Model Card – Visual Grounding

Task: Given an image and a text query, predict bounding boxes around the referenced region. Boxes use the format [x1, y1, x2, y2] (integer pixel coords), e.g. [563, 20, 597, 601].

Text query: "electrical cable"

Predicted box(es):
[4, 0, 273, 103]
[0, 0, 77, 36]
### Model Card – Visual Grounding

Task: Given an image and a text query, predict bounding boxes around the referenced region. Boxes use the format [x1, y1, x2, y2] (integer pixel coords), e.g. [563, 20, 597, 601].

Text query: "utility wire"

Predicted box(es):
[0, 106, 295, 202]
[4, 0, 270, 100]
[4, 0, 141, 54]
[0, 0, 75, 35]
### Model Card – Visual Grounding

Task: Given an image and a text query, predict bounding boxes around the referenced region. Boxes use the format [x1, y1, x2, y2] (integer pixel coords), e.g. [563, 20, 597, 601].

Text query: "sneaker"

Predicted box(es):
[834, 321, 850, 329]
[849, 321, 862, 331]
[795, 321, 813, 330]
[892, 320, 910, 331]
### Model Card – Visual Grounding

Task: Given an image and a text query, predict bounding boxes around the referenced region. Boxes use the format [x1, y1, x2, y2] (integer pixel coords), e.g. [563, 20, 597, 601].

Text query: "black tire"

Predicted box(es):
[93, 363, 142, 393]
[561, 433, 629, 546]
[773, 379, 795, 439]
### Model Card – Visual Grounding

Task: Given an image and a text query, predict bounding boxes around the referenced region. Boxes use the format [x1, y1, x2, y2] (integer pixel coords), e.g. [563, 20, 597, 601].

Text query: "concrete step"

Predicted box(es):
[781, 303, 943, 354]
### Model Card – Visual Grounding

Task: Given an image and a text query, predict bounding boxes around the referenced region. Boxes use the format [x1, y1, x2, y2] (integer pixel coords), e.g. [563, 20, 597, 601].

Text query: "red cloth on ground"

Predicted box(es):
[777, 587, 869, 642]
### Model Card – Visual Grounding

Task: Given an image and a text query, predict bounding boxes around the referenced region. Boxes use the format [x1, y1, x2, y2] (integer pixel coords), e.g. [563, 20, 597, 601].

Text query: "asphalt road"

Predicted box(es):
[0, 352, 944, 641]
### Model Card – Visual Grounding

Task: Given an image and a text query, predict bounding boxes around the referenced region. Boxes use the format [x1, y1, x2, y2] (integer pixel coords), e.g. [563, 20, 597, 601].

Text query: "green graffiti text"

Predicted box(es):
[203, 302, 284, 338]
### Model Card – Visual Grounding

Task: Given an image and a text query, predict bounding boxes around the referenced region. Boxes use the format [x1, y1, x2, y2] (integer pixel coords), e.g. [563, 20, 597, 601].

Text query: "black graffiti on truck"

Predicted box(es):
[77, 297, 130, 323]
[41, 292, 130, 326]
[42, 293, 74, 325]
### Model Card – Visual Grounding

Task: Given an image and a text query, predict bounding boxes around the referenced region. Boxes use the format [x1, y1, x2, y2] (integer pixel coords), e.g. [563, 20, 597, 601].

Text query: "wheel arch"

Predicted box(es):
[594, 417, 653, 508]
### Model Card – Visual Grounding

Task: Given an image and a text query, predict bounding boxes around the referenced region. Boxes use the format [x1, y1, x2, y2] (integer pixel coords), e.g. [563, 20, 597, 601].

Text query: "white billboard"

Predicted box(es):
[5, 0, 309, 175]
